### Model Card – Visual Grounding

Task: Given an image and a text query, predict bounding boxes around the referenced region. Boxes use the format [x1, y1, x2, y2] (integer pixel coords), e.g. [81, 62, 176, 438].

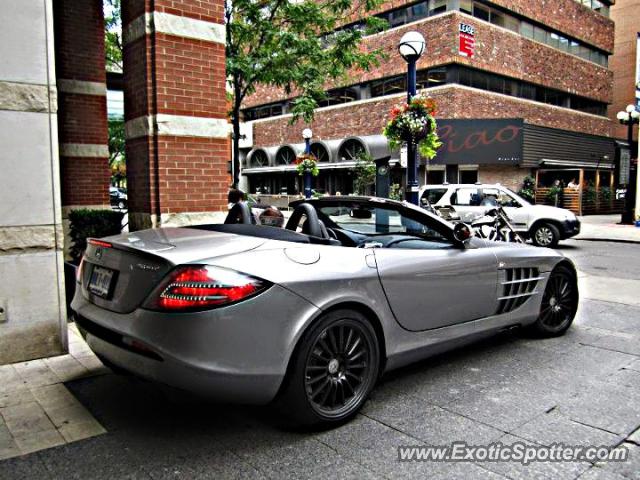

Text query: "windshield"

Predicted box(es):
[317, 204, 448, 241]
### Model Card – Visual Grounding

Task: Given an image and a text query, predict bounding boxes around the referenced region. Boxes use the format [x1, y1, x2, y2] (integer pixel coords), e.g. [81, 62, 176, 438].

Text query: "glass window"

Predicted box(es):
[473, 4, 490, 21]
[548, 33, 561, 49]
[533, 25, 547, 43]
[569, 40, 581, 56]
[521, 22, 534, 39]
[490, 11, 506, 28]
[410, 1, 429, 20]
[371, 75, 405, 97]
[452, 188, 482, 206]
[428, 68, 447, 87]
[471, 70, 488, 90]
[488, 75, 505, 94]
[421, 188, 448, 205]
[558, 36, 569, 52]
[429, 0, 447, 15]
[483, 188, 521, 208]
[460, 0, 473, 14]
[318, 204, 450, 243]
[503, 15, 519, 33]
[459, 170, 478, 184]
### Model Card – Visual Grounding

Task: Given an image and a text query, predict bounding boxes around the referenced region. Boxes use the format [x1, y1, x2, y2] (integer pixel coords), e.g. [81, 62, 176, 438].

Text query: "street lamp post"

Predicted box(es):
[617, 104, 640, 224]
[398, 31, 426, 206]
[303, 128, 313, 199]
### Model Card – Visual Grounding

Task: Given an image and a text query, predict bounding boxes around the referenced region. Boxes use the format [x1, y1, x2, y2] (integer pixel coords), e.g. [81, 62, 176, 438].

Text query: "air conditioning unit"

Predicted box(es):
[239, 122, 253, 149]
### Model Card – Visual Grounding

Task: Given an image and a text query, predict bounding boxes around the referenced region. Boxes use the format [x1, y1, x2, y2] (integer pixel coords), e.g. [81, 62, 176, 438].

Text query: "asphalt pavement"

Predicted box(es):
[1, 239, 639, 480]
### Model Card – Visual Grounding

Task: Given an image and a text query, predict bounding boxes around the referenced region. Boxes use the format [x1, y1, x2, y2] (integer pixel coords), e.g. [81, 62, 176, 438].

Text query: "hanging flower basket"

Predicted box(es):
[383, 95, 442, 159]
[295, 153, 320, 176]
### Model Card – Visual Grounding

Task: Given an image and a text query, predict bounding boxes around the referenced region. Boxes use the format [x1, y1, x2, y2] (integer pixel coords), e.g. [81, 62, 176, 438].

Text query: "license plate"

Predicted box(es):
[88, 266, 115, 298]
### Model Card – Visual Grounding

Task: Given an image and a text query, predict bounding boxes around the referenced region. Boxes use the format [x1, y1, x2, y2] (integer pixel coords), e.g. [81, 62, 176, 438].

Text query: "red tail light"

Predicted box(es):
[144, 265, 271, 311]
[88, 239, 112, 248]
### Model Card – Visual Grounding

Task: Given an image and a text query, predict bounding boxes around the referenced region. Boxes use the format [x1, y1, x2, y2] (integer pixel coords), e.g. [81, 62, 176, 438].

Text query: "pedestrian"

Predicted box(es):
[227, 188, 246, 209]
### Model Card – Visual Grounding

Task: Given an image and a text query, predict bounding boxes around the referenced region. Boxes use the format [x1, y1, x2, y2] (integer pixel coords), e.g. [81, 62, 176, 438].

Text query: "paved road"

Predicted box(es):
[1, 240, 639, 480]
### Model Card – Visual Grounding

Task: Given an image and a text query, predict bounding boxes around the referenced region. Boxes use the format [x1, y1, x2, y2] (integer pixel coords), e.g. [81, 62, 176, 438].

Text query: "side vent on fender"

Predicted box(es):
[496, 267, 542, 315]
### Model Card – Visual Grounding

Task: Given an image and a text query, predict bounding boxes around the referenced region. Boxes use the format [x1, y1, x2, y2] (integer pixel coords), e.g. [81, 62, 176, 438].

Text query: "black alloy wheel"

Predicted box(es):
[529, 266, 578, 337]
[304, 320, 374, 418]
[277, 309, 379, 427]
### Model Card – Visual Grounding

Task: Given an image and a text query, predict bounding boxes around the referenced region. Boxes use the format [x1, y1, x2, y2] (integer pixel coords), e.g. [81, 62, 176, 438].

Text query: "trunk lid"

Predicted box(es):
[80, 228, 267, 313]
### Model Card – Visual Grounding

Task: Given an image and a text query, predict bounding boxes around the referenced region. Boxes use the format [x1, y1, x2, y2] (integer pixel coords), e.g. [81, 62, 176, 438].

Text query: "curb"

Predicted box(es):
[574, 237, 640, 245]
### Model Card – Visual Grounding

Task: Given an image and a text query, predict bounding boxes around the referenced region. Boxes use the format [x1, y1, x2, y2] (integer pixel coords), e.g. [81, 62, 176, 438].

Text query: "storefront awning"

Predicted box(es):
[540, 159, 615, 169]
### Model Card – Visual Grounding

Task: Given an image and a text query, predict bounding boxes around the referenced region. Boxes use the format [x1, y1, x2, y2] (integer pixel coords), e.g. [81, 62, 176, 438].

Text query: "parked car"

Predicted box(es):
[109, 187, 127, 210]
[71, 196, 578, 427]
[420, 184, 581, 247]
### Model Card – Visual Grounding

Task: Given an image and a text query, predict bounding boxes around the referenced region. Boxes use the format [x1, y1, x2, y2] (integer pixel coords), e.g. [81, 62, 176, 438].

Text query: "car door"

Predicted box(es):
[371, 207, 499, 332]
[450, 187, 485, 223]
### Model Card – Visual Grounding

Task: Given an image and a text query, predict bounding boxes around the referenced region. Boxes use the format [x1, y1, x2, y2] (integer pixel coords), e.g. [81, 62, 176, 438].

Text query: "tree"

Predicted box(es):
[108, 118, 126, 186]
[104, 0, 122, 72]
[352, 152, 376, 195]
[225, 0, 385, 188]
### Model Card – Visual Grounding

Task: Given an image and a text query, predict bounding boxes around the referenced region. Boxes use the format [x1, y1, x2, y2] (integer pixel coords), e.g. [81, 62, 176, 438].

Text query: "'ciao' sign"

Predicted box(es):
[432, 119, 524, 165]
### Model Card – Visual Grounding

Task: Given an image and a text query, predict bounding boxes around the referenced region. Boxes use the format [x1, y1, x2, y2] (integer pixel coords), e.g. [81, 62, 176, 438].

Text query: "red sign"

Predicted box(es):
[459, 23, 475, 58]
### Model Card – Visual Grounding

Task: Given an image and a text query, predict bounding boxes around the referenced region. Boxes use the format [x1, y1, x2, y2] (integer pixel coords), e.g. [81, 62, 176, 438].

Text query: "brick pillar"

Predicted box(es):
[53, 0, 110, 211]
[122, 0, 229, 231]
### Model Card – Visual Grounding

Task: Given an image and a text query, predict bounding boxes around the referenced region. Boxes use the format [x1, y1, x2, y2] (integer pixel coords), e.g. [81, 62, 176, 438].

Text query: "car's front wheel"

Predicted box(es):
[528, 265, 578, 337]
[277, 309, 380, 427]
[531, 222, 560, 248]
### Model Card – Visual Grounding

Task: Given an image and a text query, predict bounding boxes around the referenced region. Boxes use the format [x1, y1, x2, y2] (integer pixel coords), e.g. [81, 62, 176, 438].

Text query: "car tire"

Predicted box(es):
[275, 309, 380, 428]
[527, 265, 578, 338]
[531, 222, 560, 248]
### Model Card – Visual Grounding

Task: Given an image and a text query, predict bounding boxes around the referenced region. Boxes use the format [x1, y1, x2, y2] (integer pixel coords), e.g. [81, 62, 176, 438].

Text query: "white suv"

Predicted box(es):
[419, 184, 581, 247]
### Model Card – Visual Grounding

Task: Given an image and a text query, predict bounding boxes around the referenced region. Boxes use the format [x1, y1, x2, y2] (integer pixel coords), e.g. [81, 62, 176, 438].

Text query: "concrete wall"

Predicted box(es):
[0, 0, 67, 364]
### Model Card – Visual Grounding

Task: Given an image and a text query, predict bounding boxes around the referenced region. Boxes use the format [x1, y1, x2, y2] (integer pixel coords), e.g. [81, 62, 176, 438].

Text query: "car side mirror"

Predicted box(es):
[453, 223, 473, 245]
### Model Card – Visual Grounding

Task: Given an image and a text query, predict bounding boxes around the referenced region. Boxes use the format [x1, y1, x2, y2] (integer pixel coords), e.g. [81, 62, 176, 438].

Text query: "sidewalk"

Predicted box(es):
[0, 324, 108, 460]
[576, 214, 640, 243]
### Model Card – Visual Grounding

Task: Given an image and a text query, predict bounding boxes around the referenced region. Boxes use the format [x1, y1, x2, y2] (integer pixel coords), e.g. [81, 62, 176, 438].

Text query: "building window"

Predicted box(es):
[249, 149, 269, 168]
[338, 139, 366, 161]
[371, 75, 405, 97]
[275, 146, 296, 165]
[310, 143, 330, 163]
[319, 88, 358, 107]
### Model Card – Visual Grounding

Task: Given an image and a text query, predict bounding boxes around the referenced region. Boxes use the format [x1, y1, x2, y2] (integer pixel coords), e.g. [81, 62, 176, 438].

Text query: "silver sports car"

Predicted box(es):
[71, 196, 578, 426]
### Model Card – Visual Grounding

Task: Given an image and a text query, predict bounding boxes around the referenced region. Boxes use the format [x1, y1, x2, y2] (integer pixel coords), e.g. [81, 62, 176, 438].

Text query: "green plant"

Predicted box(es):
[383, 95, 442, 159]
[226, 0, 386, 186]
[601, 185, 611, 202]
[352, 152, 376, 195]
[546, 185, 562, 204]
[519, 175, 536, 203]
[68, 209, 124, 264]
[295, 154, 319, 176]
[389, 183, 403, 201]
[584, 181, 597, 203]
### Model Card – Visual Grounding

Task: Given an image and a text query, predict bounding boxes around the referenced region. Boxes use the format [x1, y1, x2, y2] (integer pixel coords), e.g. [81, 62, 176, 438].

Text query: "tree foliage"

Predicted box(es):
[352, 151, 376, 195]
[226, 0, 386, 185]
[104, 0, 122, 72]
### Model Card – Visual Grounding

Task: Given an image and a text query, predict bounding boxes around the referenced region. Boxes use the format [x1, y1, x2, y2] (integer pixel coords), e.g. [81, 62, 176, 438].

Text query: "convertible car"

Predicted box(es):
[71, 196, 578, 426]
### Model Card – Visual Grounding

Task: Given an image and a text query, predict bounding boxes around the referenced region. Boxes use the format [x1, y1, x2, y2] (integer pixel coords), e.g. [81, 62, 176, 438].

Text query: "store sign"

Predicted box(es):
[432, 119, 524, 165]
[459, 23, 475, 58]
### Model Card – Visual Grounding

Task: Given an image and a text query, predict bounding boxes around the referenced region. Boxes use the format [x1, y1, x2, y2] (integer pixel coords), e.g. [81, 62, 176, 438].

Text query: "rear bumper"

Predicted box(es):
[560, 219, 581, 239]
[70, 284, 320, 404]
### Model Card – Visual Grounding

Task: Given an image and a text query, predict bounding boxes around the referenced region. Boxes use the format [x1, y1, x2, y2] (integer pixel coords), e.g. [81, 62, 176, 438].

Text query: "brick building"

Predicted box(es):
[0, 0, 229, 365]
[240, 0, 618, 196]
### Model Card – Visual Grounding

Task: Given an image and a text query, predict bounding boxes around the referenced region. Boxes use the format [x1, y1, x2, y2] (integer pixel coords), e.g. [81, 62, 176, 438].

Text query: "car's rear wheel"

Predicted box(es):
[531, 222, 560, 248]
[528, 266, 578, 337]
[277, 309, 380, 427]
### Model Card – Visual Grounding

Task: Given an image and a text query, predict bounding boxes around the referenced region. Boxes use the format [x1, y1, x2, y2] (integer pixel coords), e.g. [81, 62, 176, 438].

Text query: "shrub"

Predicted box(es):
[519, 175, 536, 203]
[68, 209, 124, 264]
